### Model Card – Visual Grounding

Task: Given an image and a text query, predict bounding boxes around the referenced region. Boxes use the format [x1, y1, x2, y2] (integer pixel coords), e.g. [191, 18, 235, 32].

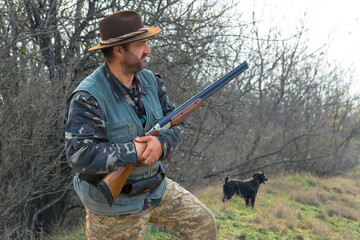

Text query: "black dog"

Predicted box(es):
[222, 172, 268, 208]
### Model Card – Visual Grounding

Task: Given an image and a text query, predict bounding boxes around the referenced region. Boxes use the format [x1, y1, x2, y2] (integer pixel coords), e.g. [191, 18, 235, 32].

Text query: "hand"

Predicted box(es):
[134, 136, 163, 166]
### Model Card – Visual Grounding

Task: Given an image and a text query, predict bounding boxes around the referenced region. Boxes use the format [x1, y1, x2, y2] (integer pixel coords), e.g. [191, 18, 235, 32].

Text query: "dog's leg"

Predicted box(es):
[251, 196, 255, 208]
[245, 197, 250, 207]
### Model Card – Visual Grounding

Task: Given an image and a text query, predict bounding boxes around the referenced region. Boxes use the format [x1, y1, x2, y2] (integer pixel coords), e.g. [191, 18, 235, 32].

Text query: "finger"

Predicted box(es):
[141, 158, 152, 166]
[134, 136, 151, 143]
[139, 148, 158, 165]
[138, 148, 150, 161]
[140, 156, 153, 165]
[142, 156, 157, 166]
[134, 137, 144, 142]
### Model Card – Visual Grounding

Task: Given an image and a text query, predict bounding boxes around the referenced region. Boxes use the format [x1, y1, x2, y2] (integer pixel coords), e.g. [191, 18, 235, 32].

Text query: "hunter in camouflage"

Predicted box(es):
[64, 10, 218, 240]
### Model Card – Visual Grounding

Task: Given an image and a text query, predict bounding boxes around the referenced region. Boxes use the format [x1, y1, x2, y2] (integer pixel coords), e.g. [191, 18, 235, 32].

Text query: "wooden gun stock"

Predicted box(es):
[98, 61, 248, 207]
[98, 165, 135, 207]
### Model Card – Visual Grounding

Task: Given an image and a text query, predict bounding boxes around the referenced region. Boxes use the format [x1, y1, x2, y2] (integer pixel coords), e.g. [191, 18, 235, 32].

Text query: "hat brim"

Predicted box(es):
[88, 27, 161, 52]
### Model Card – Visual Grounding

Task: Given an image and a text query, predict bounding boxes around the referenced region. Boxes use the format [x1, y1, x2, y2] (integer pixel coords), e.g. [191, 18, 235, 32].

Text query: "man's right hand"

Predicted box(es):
[134, 136, 163, 166]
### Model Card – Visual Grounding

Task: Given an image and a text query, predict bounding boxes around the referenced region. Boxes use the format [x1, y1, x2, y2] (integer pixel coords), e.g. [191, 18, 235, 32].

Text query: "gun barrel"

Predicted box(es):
[150, 61, 248, 131]
[200, 62, 248, 100]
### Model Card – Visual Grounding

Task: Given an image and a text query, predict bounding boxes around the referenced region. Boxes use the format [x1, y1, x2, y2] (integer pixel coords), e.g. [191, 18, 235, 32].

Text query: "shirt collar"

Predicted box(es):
[102, 63, 146, 101]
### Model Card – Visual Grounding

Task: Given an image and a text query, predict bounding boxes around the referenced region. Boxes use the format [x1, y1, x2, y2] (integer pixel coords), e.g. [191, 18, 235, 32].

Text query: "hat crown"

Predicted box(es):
[99, 10, 144, 42]
[88, 10, 161, 51]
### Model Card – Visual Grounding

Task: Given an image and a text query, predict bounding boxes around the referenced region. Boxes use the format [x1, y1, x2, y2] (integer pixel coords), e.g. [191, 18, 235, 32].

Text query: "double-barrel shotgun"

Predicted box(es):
[98, 61, 249, 207]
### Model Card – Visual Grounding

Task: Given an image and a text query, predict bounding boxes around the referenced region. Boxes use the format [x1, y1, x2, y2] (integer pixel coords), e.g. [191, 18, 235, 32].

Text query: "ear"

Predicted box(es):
[113, 46, 124, 57]
[225, 176, 230, 183]
[253, 172, 260, 178]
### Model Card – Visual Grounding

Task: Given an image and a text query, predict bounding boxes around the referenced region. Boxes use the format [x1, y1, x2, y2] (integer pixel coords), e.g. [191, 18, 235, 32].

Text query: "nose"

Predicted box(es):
[144, 43, 151, 54]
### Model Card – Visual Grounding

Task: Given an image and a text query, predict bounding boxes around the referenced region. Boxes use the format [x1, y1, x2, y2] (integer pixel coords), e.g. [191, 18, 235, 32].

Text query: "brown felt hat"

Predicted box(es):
[88, 10, 161, 51]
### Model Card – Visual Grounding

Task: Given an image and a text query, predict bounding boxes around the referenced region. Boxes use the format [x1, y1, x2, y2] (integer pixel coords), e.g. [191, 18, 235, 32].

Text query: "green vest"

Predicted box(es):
[72, 66, 167, 215]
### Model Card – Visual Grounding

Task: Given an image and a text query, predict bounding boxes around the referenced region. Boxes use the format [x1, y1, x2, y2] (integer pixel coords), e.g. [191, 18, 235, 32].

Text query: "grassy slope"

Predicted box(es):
[51, 167, 360, 240]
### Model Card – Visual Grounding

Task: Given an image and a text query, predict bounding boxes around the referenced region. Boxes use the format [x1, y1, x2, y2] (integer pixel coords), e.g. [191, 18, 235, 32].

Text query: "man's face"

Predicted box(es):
[121, 39, 151, 73]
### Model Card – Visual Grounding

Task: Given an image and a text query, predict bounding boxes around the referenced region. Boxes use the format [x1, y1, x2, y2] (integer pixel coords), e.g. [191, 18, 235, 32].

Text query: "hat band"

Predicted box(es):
[99, 28, 148, 45]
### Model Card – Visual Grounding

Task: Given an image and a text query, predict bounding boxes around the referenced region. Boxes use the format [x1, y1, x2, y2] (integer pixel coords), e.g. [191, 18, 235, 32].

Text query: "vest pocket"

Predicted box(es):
[109, 122, 135, 143]
[153, 109, 163, 120]
[149, 108, 163, 125]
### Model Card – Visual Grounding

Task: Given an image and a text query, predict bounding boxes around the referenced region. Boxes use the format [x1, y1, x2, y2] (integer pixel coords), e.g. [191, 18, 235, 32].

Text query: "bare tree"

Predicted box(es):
[202, 16, 360, 181]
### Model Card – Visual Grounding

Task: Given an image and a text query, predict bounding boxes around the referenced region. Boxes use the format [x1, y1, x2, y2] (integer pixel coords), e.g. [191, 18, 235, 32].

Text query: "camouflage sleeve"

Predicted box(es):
[64, 91, 138, 174]
[154, 74, 185, 160]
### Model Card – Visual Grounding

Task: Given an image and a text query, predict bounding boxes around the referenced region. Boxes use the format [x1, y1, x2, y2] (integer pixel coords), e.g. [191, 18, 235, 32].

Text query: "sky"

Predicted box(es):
[238, 0, 360, 95]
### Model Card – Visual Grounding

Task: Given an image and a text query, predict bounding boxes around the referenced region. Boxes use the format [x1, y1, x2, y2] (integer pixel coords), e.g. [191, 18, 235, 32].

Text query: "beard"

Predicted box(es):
[122, 50, 147, 74]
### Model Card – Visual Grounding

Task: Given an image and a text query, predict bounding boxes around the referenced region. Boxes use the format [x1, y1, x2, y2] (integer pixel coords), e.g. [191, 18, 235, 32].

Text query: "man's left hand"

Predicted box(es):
[134, 136, 163, 165]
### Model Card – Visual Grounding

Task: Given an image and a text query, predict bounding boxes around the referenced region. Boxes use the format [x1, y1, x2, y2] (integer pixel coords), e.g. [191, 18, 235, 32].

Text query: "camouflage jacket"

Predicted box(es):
[65, 64, 184, 174]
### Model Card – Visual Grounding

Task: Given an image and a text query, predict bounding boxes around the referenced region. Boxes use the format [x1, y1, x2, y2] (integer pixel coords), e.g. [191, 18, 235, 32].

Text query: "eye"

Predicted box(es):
[138, 40, 148, 46]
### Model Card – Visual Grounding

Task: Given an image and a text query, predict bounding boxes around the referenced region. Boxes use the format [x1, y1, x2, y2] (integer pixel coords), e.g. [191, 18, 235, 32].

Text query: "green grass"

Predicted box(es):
[50, 222, 87, 240]
[51, 167, 360, 240]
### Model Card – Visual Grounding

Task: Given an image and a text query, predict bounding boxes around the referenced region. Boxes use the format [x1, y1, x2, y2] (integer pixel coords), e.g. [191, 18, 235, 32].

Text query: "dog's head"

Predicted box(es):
[252, 172, 268, 184]
[222, 176, 234, 203]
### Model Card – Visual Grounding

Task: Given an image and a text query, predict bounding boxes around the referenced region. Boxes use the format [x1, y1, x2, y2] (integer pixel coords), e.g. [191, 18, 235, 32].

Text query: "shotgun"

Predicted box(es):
[98, 61, 249, 207]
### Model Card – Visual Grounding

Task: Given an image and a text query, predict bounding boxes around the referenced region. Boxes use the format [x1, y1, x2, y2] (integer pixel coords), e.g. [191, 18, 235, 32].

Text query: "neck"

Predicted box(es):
[107, 62, 134, 88]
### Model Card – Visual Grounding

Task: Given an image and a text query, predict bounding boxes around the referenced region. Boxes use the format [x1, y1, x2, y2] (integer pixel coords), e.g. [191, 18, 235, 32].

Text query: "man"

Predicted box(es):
[65, 10, 217, 240]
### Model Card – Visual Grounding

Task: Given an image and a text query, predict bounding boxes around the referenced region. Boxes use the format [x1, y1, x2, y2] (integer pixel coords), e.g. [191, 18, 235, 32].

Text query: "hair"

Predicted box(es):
[101, 42, 130, 63]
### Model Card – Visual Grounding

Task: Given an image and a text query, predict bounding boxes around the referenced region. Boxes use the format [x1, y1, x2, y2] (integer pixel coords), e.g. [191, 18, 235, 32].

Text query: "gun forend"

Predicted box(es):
[170, 98, 202, 125]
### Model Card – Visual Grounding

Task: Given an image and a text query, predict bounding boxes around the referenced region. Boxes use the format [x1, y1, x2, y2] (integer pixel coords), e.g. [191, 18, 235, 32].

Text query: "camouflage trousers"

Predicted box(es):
[85, 178, 217, 240]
